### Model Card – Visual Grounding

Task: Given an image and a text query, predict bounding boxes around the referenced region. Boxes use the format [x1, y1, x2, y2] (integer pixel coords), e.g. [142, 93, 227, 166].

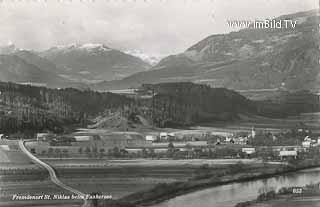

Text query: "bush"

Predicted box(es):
[228, 161, 245, 173]
[257, 190, 276, 201]
[234, 201, 253, 207]
[278, 187, 292, 195]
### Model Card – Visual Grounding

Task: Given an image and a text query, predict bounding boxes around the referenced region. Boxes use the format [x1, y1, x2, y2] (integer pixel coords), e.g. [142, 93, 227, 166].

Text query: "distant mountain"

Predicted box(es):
[0, 45, 87, 88]
[40, 43, 151, 83]
[0, 44, 17, 54]
[93, 10, 320, 91]
[0, 54, 83, 88]
[0, 43, 152, 88]
[11, 50, 61, 73]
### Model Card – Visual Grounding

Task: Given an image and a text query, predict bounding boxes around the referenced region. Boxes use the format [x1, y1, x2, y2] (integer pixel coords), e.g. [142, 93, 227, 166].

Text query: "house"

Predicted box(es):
[234, 137, 248, 145]
[159, 132, 175, 141]
[279, 150, 297, 159]
[160, 132, 168, 140]
[225, 137, 232, 143]
[36, 133, 54, 141]
[210, 131, 233, 137]
[302, 141, 311, 148]
[74, 135, 92, 142]
[145, 135, 157, 142]
[242, 148, 256, 155]
[168, 133, 175, 138]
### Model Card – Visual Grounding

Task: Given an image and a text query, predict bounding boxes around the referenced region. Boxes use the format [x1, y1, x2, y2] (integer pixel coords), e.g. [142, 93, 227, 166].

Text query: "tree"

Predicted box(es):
[167, 142, 175, 158]
[62, 149, 69, 158]
[85, 146, 91, 157]
[92, 146, 98, 158]
[148, 148, 155, 158]
[142, 148, 148, 158]
[112, 147, 120, 157]
[229, 161, 245, 173]
[99, 148, 105, 158]
[55, 148, 61, 158]
[40, 150, 47, 156]
[48, 148, 54, 157]
[78, 147, 83, 154]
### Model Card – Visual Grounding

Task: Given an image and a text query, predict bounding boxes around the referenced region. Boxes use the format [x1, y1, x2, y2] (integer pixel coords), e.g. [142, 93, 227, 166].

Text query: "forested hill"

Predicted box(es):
[140, 83, 320, 127]
[0, 81, 317, 135]
[0, 81, 257, 133]
[140, 82, 257, 127]
[0, 82, 132, 135]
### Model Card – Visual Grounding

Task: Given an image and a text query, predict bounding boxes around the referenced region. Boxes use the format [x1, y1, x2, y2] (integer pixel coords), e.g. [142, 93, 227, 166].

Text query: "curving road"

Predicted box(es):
[18, 140, 90, 207]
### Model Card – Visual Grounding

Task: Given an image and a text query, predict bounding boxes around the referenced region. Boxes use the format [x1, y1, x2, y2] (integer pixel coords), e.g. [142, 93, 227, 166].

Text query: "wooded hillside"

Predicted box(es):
[0, 82, 132, 135]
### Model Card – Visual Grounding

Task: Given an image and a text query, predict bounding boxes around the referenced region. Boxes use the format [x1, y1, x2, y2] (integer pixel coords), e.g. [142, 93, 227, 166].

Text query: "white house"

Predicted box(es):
[279, 150, 297, 159]
[160, 132, 168, 140]
[74, 135, 92, 142]
[159, 132, 175, 140]
[36, 133, 53, 141]
[242, 148, 256, 155]
[145, 135, 157, 142]
[302, 141, 311, 148]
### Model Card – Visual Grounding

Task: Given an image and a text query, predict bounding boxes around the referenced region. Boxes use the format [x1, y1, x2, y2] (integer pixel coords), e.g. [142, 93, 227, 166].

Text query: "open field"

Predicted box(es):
[44, 158, 268, 168]
[0, 140, 32, 164]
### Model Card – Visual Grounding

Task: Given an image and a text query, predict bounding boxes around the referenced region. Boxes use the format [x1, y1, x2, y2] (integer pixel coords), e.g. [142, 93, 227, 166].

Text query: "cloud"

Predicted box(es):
[0, 0, 316, 56]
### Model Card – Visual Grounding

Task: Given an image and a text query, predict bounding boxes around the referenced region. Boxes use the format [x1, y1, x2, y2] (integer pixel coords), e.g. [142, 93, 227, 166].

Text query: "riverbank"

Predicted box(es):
[234, 182, 320, 207]
[99, 159, 320, 207]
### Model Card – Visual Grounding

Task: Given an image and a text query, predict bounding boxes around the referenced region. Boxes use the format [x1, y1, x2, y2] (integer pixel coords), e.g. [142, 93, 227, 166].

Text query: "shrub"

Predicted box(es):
[234, 201, 252, 207]
[257, 190, 276, 201]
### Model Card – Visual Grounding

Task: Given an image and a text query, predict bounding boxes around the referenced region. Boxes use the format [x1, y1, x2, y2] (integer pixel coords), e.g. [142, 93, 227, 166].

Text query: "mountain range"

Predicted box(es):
[0, 44, 151, 88]
[93, 10, 320, 92]
[39, 44, 151, 83]
[0, 10, 318, 93]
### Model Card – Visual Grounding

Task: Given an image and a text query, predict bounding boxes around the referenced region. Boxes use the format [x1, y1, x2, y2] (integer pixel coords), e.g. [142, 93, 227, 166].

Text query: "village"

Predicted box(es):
[3, 123, 315, 162]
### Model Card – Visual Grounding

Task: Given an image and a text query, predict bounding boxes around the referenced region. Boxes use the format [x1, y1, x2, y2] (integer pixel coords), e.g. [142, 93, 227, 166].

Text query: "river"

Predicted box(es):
[153, 167, 320, 207]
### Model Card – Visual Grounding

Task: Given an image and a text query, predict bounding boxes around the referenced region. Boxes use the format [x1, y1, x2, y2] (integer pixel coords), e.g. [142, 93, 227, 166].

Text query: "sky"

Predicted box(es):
[0, 0, 317, 57]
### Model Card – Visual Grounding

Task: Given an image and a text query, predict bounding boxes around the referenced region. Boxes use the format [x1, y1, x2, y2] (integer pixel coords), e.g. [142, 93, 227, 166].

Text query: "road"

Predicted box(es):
[18, 140, 90, 207]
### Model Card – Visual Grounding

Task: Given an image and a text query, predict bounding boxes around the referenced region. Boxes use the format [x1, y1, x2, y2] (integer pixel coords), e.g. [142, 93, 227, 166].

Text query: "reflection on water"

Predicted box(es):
[154, 168, 320, 207]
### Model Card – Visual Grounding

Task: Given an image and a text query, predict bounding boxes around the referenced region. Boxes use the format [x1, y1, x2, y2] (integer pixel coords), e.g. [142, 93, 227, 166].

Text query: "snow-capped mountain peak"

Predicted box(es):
[0, 44, 20, 54]
[79, 43, 111, 51]
[124, 49, 162, 66]
[50, 43, 112, 53]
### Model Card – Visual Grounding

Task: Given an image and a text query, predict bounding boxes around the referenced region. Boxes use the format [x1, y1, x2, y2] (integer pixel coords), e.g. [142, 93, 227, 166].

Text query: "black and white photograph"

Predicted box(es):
[0, 0, 320, 207]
